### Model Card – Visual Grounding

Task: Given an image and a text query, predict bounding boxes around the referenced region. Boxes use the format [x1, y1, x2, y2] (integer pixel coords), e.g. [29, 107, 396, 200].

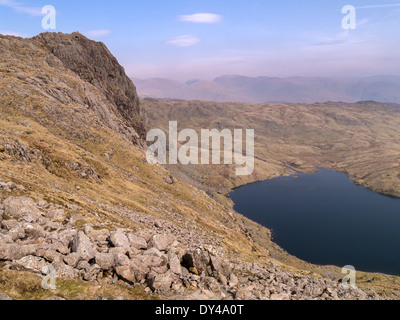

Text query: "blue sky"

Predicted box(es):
[1, 0, 399, 80]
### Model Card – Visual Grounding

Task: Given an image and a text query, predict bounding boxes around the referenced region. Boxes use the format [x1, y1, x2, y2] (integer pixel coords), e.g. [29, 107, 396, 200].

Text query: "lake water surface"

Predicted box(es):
[229, 168, 400, 276]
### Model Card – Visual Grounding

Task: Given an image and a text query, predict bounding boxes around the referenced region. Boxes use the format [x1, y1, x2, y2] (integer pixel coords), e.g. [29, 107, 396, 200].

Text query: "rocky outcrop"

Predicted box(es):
[33, 32, 146, 143]
[0, 33, 146, 147]
[0, 292, 12, 300]
[0, 195, 385, 300]
[71, 231, 96, 261]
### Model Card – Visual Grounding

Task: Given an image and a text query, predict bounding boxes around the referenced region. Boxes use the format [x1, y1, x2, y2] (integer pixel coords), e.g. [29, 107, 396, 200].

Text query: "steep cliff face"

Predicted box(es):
[33, 32, 146, 144]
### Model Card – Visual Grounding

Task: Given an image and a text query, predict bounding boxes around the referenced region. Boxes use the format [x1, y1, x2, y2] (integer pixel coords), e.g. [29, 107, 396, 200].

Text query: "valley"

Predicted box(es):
[1, 32, 400, 300]
[142, 98, 400, 200]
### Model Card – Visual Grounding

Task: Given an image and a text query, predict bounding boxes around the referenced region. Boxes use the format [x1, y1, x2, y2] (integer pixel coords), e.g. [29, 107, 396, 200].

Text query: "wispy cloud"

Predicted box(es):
[313, 31, 350, 46]
[165, 35, 200, 47]
[0, 0, 42, 16]
[179, 13, 222, 23]
[83, 29, 112, 38]
[357, 3, 400, 9]
[0, 29, 27, 37]
[358, 18, 369, 27]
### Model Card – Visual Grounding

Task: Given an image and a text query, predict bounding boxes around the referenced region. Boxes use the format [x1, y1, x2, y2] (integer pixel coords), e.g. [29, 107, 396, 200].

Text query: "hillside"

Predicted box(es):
[142, 98, 400, 200]
[134, 75, 400, 104]
[0, 32, 399, 300]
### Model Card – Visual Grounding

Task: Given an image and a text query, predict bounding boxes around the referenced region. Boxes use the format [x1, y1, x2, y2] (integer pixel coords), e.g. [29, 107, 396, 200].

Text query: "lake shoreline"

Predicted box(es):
[229, 167, 400, 277]
[228, 165, 400, 199]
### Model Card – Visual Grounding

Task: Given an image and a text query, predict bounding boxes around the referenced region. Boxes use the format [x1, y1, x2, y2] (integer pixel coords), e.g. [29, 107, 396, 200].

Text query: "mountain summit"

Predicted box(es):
[33, 32, 146, 143]
[0, 32, 146, 146]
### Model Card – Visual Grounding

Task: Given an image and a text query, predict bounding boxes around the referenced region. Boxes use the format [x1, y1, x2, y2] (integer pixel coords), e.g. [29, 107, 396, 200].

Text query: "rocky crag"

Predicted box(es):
[33, 32, 146, 143]
[0, 192, 380, 300]
[0, 32, 398, 300]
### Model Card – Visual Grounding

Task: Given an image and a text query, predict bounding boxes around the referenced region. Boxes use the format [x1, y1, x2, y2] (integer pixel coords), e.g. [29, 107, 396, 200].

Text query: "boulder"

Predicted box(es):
[152, 264, 169, 275]
[12, 256, 48, 274]
[140, 232, 154, 243]
[66, 213, 84, 226]
[24, 223, 46, 239]
[210, 255, 232, 278]
[127, 247, 141, 258]
[168, 253, 182, 276]
[71, 231, 96, 261]
[127, 233, 147, 250]
[0, 292, 12, 300]
[142, 255, 168, 275]
[217, 273, 228, 286]
[52, 242, 70, 255]
[83, 225, 110, 244]
[0, 244, 37, 260]
[113, 252, 130, 267]
[46, 251, 64, 264]
[148, 272, 173, 293]
[83, 264, 102, 282]
[8, 226, 25, 241]
[1, 219, 18, 231]
[42, 220, 62, 231]
[0, 233, 13, 244]
[57, 230, 77, 247]
[182, 249, 211, 275]
[143, 248, 164, 258]
[140, 255, 166, 269]
[109, 247, 129, 256]
[228, 273, 239, 287]
[76, 260, 91, 271]
[109, 230, 130, 249]
[46, 208, 65, 221]
[149, 234, 172, 251]
[115, 266, 135, 284]
[3, 197, 43, 223]
[203, 277, 221, 293]
[36, 247, 63, 264]
[53, 263, 80, 279]
[95, 253, 115, 271]
[130, 257, 150, 282]
[63, 253, 81, 268]
[181, 267, 189, 278]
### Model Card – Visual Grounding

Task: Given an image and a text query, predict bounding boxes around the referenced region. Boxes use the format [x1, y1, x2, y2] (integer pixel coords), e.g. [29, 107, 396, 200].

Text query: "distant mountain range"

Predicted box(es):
[133, 75, 400, 104]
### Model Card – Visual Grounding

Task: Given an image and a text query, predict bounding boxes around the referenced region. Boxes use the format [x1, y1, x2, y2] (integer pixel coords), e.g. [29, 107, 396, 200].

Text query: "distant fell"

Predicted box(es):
[133, 75, 400, 104]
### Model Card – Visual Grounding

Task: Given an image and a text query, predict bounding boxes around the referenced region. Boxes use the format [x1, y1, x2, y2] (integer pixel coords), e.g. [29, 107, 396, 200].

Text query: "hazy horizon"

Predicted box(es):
[132, 73, 400, 83]
[1, 0, 399, 81]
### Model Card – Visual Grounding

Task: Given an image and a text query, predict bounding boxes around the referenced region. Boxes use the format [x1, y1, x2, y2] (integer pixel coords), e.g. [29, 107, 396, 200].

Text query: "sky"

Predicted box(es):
[0, 0, 399, 81]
